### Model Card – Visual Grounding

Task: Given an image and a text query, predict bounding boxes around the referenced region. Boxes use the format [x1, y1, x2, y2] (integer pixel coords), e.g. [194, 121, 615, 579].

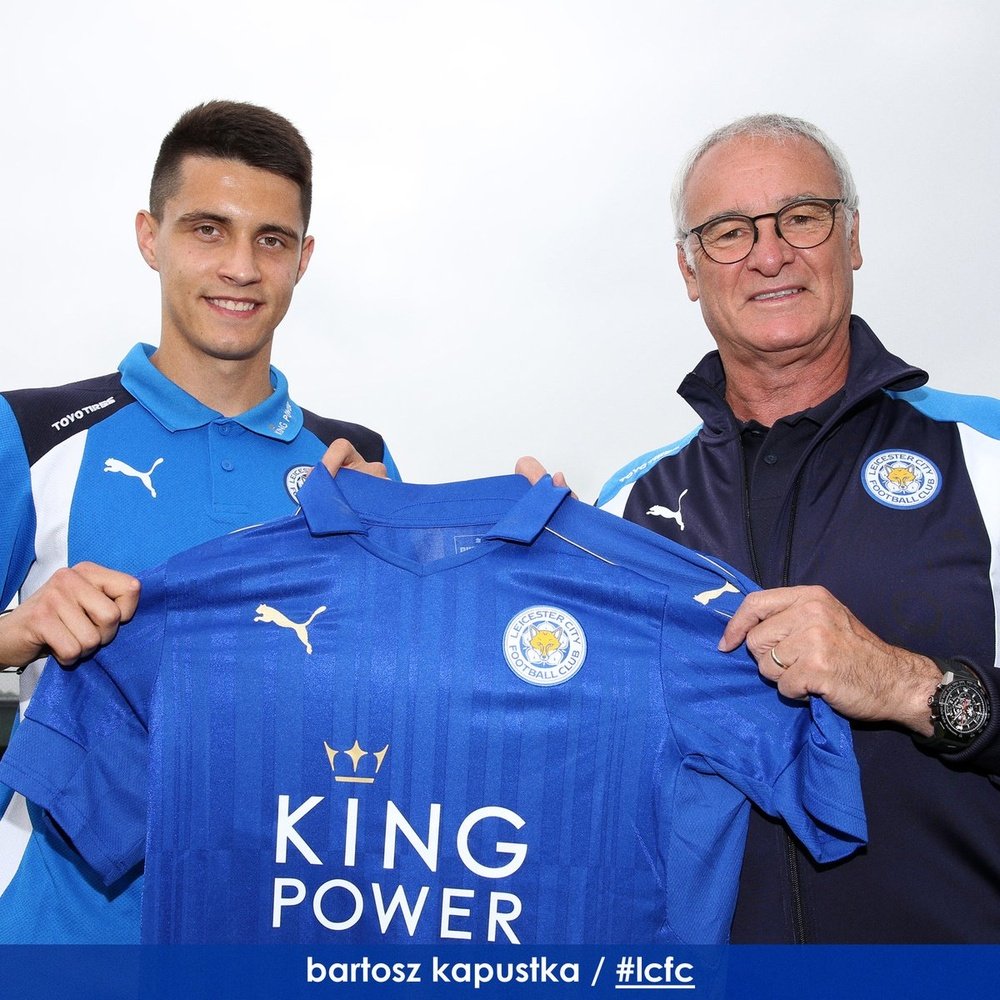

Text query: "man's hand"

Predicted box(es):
[515, 456, 574, 494]
[719, 585, 941, 734]
[0, 563, 141, 669]
[320, 439, 388, 480]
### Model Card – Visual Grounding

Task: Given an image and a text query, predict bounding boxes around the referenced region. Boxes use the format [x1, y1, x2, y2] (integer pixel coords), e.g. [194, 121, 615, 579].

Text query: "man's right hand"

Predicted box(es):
[0, 563, 141, 670]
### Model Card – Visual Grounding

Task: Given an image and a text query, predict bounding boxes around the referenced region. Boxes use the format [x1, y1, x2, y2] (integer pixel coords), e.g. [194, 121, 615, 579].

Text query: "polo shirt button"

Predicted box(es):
[763, 453, 778, 465]
[221, 460, 234, 472]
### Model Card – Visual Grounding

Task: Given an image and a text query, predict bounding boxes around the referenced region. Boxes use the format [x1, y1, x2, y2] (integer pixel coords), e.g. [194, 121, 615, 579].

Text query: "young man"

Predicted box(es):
[0, 100, 396, 942]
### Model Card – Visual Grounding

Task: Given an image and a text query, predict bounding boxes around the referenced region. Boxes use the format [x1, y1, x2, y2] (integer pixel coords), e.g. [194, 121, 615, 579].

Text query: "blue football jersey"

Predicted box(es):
[0, 469, 867, 944]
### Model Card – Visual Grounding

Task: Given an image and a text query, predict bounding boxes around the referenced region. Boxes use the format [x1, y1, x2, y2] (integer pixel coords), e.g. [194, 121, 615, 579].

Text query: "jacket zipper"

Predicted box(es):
[782, 477, 808, 943]
[742, 440, 809, 943]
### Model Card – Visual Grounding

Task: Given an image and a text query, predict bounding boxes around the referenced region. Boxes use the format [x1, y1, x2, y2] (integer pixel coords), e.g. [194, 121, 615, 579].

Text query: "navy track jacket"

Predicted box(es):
[600, 316, 1000, 943]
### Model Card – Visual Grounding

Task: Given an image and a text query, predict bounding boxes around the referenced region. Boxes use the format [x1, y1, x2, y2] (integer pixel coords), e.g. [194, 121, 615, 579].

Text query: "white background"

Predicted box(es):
[2, 1, 997, 503]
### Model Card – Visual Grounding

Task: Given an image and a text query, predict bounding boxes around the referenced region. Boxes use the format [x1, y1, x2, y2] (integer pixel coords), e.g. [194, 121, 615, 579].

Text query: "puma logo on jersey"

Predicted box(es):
[104, 457, 165, 498]
[647, 489, 688, 530]
[693, 581, 739, 606]
[254, 604, 327, 654]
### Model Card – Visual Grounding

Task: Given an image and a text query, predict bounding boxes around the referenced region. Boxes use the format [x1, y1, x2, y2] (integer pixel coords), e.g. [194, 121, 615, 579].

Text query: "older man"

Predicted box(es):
[564, 114, 1000, 942]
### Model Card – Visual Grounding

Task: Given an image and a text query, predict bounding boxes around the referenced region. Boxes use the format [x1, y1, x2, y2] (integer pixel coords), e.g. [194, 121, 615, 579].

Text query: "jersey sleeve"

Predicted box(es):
[0, 566, 167, 886]
[0, 394, 37, 606]
[659, 591, 867, 857]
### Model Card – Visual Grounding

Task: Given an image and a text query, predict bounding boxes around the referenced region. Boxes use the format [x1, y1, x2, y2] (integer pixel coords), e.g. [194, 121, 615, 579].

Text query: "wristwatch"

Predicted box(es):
[918, 660, 991, 753]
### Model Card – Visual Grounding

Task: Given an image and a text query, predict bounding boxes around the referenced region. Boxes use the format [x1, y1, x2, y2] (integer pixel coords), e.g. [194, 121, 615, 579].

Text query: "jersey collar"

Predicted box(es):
[299, 465, 572, 544]
[118, 343, 304, 441]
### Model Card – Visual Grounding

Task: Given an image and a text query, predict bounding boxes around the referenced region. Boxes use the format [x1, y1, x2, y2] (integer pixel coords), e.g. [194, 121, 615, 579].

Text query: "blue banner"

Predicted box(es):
[2, 945, 999, 999]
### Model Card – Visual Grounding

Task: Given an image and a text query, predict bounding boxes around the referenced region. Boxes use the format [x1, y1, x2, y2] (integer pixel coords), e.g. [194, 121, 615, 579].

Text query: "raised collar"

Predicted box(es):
[117, 343, 304, 441]
[678, 316, 928, 436]
[298, 466, 572, 544]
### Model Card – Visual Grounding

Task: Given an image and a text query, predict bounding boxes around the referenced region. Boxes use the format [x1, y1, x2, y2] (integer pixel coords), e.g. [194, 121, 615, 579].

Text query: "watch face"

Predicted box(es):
[940, 680, 990, 737]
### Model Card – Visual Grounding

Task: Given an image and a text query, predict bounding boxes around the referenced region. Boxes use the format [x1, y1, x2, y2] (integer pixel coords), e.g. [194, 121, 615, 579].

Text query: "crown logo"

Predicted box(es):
[324, 740, 390, 784]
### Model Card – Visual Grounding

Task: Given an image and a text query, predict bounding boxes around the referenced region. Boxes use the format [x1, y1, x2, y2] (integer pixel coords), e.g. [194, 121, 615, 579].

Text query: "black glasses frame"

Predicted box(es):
[687, 197, 844, 264]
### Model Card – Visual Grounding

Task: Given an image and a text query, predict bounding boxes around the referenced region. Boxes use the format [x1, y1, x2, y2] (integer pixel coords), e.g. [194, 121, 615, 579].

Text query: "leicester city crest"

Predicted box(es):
[861, 450, 941, 509]
[285, 464, 313, 504]
[503, 606, 587, 687]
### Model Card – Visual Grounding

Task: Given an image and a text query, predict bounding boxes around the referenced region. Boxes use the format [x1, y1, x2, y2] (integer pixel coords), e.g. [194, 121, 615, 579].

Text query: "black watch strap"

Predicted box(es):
[914, 658, 991, 754]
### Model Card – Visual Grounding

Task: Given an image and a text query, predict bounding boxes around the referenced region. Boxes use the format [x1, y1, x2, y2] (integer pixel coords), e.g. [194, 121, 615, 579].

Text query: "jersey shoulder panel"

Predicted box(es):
[1, 372, 134, 467]
[551, 494, 755, 602]
[888, 385, 1000, 440]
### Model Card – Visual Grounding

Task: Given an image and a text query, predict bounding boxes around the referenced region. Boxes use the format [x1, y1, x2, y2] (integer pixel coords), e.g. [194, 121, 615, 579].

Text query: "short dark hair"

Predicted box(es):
[149, 100, 313, 230]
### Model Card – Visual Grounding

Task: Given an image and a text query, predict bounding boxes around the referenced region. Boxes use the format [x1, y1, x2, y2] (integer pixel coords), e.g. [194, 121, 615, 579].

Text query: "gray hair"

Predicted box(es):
[672, 113, 859, 262]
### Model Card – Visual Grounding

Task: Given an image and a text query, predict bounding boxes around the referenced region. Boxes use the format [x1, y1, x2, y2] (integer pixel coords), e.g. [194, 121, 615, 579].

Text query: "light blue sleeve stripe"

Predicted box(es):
[595, 425, 702, 509]
[888, 386, 1000, 440]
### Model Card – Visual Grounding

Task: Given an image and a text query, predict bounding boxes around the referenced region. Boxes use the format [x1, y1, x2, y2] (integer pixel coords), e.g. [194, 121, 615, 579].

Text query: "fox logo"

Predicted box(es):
[527, 626, 564, 662]
[885, 464, 917, 489]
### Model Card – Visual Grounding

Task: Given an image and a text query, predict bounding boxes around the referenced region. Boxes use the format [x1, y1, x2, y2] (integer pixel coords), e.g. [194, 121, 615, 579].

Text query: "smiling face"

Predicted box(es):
[136, 155, 314, 380]
[677, 134, 862, 369]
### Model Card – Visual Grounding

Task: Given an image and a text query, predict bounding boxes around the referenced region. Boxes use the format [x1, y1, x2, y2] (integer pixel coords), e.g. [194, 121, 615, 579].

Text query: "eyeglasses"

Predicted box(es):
[686, 198, 844, 264]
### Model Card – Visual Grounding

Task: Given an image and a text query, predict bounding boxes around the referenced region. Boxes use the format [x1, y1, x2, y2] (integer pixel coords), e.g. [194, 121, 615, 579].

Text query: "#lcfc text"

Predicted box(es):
[273, 795, 528, 942]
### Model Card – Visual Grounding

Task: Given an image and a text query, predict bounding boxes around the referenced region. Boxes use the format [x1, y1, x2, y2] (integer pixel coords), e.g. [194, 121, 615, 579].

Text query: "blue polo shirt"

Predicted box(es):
[0, 344, 395, 943]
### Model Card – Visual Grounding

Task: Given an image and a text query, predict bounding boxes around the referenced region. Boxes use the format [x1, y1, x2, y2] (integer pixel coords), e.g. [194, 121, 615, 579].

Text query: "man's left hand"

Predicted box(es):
[719, 585, 941, 734]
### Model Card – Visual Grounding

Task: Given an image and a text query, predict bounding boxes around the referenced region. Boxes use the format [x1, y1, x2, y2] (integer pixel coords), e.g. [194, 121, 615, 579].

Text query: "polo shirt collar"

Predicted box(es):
[118, 343, 304, 440]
